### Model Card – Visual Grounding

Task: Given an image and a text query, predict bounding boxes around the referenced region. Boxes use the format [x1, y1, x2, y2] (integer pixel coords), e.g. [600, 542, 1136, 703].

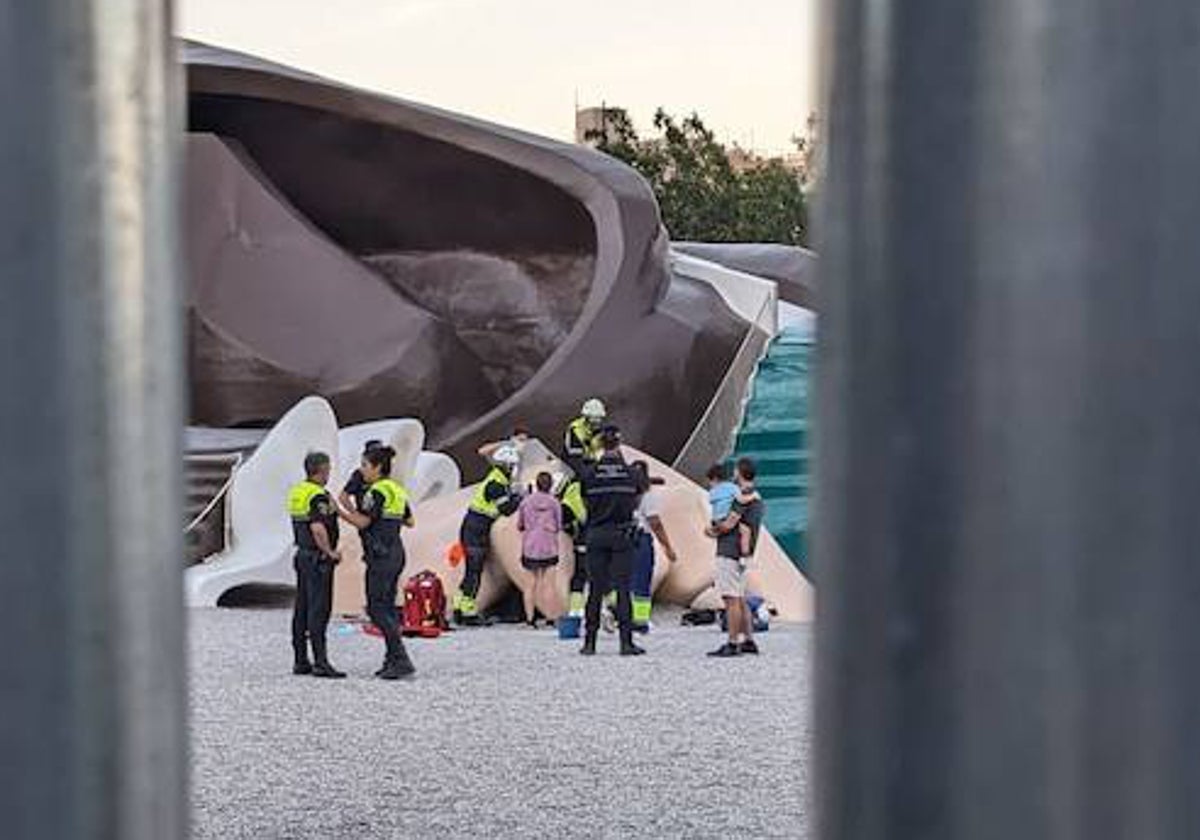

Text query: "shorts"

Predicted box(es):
[714, 555, 747, 599]
[521, 556, 559, 571]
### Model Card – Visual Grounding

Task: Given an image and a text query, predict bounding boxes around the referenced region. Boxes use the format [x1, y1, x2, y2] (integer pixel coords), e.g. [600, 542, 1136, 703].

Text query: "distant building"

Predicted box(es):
[575, 106, 615, 146]
[726, 143, 762, 174]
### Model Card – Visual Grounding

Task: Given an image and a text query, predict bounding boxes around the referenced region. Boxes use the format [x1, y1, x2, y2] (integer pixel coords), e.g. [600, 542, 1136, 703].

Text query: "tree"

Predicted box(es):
[586, 108, 808, 246]
[791, 111, 821, 189]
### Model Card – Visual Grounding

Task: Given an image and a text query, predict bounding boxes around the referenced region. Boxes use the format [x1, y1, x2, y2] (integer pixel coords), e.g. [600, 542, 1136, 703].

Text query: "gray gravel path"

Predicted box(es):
[189, 607, 812, 840]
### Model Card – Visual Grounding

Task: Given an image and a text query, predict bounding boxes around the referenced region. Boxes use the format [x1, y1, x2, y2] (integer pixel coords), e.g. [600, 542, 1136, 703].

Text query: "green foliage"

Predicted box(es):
[585, 108, 808, 246]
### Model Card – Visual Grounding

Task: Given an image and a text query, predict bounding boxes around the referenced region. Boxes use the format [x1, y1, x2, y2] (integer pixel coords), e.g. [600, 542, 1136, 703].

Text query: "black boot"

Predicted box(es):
[312, 661, 346, 679]
[619, 630, 645, 656]
[580, 632, 597, 656]
[293, 660, 313, 676]
[379, 644, 416, 679]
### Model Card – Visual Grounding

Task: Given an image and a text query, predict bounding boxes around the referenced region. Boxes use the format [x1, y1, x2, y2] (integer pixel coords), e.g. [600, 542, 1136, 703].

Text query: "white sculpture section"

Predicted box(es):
[184, 397, 463, 607]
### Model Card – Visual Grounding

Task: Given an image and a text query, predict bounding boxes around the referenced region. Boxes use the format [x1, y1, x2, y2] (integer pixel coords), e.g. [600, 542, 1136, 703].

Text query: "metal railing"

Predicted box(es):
[183, 452, 243, 536]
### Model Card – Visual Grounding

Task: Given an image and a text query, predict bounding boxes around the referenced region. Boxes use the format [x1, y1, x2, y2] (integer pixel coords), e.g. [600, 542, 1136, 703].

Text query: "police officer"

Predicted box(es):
[452, 444, 522, 625]
[578, 425, 645, 656]
[338, 438, 382, 515]
[339, 445, 416, 680]
[287, 451, 345, 678]
[563, 398, 608, 475]
[557, 474, 589, 637]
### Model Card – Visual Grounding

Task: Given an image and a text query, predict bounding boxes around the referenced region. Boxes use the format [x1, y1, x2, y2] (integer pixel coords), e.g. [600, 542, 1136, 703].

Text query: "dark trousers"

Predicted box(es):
[460, 514, 491, 599]
[365, 545, 406, 665]
[292, 550, 333, 665]
[568, 531, 588, 595]
[585, 525, 634, 644]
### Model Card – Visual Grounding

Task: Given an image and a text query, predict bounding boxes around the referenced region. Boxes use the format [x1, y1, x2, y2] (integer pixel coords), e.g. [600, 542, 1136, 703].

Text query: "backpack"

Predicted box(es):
[402, 571, 449, 638]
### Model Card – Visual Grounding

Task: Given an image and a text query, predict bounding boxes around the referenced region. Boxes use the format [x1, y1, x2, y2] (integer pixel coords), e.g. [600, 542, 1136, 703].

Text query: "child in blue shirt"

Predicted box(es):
[706, 463, 739, 523]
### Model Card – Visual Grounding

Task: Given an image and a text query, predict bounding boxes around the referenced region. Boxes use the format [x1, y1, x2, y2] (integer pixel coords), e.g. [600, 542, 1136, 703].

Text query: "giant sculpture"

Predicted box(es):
[184, 42, 753, 478]
[182, 42, 811, 616]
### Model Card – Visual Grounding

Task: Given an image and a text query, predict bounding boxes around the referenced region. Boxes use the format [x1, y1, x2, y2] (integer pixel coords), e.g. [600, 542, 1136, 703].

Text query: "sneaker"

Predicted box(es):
[707, 642, 741, 658]
[620, 643, 647, 656]
[292, 661, 313, 676]
[739, 639, 760, 655]
[311, 663, 347, 679]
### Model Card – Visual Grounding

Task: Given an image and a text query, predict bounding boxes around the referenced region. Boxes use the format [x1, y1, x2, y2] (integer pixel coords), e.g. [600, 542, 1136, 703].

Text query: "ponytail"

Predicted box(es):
[364, 444, 396, 477]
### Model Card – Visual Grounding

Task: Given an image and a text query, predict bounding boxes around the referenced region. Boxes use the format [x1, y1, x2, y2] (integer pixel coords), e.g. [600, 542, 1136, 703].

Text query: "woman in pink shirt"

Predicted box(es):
[517, 472, 563, 626]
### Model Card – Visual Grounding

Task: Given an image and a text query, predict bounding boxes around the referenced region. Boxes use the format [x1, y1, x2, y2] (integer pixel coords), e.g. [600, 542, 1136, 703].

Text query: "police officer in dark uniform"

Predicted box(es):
[287, 451, 346, 678]
[339, 445, 416, 680]
[578, 425, 646, 656]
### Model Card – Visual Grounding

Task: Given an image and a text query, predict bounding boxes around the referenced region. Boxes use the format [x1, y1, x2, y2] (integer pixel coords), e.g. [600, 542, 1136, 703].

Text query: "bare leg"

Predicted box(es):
[523, 572, 537, 624]
[723, 596, 739, 643]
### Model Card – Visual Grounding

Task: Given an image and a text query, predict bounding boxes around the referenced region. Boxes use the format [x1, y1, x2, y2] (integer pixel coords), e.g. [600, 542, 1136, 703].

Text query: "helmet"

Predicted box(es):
[581, 398, 607, 422]
[493, 444, 521, 470]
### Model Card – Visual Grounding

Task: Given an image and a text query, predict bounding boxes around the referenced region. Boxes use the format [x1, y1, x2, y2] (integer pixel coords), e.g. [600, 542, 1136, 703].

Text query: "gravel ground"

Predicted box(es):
[189, 606, 812, 840]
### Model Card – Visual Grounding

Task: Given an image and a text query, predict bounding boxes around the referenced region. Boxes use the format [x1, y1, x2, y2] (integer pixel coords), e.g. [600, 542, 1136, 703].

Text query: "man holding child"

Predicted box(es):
[706, 457, 765, 658]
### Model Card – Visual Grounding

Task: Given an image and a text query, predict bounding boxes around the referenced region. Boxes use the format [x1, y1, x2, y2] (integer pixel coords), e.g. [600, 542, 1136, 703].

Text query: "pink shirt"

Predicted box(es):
[517, 490, 562, 561]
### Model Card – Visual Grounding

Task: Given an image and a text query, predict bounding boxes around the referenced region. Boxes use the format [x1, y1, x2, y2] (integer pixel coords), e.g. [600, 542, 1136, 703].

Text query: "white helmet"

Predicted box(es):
[493, 444, 521, 469]
[581, 398, 607, 421]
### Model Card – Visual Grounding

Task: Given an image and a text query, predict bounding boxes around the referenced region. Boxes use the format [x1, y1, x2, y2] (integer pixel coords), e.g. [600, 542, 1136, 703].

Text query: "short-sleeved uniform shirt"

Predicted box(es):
[359, 485, 411, 562]
[716, 494, 764, 560]
[343, 469, 369, 508]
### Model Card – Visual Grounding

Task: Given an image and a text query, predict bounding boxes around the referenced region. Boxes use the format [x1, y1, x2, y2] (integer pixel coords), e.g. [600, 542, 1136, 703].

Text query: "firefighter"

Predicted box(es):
[562, 398, 608, 474]
[452, 444, 522, 625]
[557, 473, 589, 638]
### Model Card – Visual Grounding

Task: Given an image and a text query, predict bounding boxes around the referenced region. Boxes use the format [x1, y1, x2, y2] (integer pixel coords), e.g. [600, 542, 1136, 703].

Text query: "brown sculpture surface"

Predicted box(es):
[184, 42, 750, 477]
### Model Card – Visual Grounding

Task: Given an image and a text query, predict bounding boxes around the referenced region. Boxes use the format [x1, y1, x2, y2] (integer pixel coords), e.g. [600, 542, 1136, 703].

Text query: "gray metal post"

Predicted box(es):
[816, 1, 1200, 838]
[0, 3, 185, 838]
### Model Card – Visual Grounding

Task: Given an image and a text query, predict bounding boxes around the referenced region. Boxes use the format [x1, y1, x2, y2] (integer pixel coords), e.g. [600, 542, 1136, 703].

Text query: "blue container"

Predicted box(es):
[557, 615, 582, 639]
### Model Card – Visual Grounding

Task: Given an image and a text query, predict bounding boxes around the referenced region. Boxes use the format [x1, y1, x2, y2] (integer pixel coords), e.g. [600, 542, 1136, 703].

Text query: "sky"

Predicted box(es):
[177, 0, 818, 155]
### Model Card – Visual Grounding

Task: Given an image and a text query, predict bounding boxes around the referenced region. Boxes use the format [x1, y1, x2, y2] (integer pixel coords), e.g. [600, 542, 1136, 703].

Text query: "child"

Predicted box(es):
[517, 472, 562, 627]
[706, 462, 756, 557]
[706, 463, 739, 522]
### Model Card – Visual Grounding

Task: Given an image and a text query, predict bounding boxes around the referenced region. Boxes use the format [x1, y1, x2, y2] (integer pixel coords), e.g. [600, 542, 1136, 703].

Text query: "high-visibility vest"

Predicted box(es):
[468, 467, 511, 519]
[287, 480, 327, 519]
[561, 479, 587, 525]
[567, 416, 604, 461]
[288, 479, 334, 547]
[369, 477, 410, 519]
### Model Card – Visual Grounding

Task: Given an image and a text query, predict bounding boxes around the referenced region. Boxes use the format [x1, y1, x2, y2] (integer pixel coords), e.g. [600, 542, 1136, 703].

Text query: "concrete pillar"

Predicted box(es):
[816, 1, 1200, 837]
[0, 3, 185, 838]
